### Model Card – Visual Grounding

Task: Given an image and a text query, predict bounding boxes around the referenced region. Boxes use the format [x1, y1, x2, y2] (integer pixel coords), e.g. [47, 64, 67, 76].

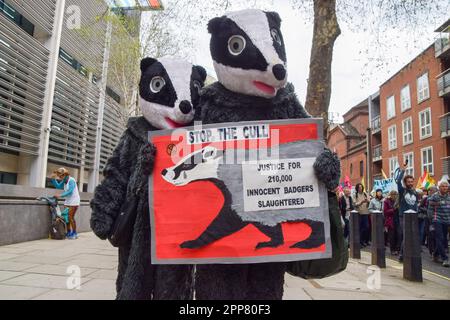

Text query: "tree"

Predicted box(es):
[78, 0, 201, 125]
[292, 0, 448, 137]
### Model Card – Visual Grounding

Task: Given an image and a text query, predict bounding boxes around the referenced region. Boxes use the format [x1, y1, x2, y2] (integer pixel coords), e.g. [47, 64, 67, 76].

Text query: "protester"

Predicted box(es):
[339, 187, 354, 241]
[395, 163, 419, 263]
[425, 186, 438, 256]
[353, 183, 370, 247]
[384, 190, 399, 255]
[418, 189, 428, 246]
[50, 168, 80, 240]
[369, 189, 384, 213]
[428, 180, 450, 267]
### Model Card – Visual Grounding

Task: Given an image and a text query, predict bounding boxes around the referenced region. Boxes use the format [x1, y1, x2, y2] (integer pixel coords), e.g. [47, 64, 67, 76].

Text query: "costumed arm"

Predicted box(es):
[90, 132, 136, 240]
[287, 83, 341, 191]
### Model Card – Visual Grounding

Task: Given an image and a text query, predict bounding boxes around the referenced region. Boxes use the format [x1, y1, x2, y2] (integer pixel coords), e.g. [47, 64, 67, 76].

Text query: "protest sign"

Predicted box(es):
[148, 119, 331, 264]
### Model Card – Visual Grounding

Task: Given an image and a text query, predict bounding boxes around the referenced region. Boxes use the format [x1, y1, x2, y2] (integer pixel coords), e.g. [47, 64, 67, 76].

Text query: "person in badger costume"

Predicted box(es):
[193, 9, 345, 300]
[90, 56, 207, 299]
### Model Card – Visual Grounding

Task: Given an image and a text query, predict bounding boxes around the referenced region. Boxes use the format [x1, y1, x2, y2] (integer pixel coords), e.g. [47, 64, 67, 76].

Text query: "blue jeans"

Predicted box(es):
[433, 221, 449, 261]
[360, 215, 370, 245]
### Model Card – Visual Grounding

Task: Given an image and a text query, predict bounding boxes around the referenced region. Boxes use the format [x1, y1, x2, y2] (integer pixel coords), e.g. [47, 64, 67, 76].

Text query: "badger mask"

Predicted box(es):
[208, 9, 287, 99]
[139, 56, 207, 129]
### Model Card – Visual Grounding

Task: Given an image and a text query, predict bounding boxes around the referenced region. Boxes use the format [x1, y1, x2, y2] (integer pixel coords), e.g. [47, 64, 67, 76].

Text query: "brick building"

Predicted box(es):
[367, 18, 450, 186]
[328, 100, 369, 187]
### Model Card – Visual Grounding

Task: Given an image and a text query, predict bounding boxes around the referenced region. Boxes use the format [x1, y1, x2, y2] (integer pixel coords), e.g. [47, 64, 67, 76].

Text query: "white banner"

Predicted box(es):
[242, 158, 320, 212]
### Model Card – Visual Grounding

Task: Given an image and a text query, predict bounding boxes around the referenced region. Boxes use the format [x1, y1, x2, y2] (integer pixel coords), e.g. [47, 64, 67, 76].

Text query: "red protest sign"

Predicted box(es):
[149, 119, 331, 264]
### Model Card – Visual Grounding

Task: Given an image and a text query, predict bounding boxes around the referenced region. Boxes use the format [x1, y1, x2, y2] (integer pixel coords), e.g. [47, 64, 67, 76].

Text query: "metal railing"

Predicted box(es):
[371, 115, 381, 133]
[437, 68, 450, 97]
[435, 34, 450, 58]
[442, 156, 450, 176]
[372, 144, 382, 161]
[440, 113, 450, 138]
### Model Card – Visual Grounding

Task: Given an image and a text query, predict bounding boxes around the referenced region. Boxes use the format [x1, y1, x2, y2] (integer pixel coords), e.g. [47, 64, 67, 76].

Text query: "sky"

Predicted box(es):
[142, 1, 447, 123]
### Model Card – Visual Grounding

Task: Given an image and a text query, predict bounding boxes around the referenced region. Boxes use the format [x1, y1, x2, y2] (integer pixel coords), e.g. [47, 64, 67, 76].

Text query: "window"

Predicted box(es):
[386, 95, 396, 119]
[402, 117, 413, 145]
[419, 108, 432, 139]
[400, 85, 411, 112]
[0, 0, 35, 36]
[403, 152, 414, 177]
[389, 157, 399, 178]
[359, 160, 364, 177]
[417, 72, 430, 103]
[421, 147, 434, 175]
[106, 86, 121, 104]
[350, 163, 353, 177]
[388, 125, 397, 150]
[0, 171, 17, 185]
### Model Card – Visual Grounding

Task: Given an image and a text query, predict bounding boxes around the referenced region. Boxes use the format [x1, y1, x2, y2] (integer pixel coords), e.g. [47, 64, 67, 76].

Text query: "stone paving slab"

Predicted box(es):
[0, 232, 449, 300]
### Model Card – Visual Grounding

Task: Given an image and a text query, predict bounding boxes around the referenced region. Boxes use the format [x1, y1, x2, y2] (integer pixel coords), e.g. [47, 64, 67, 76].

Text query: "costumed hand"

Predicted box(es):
[141, 143, 157, 176]
[313, 148, 341, 191]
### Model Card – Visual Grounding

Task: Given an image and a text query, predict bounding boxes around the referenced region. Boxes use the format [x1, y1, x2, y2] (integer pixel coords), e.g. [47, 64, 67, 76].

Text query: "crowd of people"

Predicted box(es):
[338, 163, 450, 268]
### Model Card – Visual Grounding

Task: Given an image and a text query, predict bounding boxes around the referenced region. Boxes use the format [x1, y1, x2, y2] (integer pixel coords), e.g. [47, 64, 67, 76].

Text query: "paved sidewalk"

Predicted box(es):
[0, 232, 449, 300]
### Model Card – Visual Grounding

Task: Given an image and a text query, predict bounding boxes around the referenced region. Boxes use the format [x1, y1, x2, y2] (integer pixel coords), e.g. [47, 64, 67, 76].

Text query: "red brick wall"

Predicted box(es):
[379, 45, 447, 181]
[328, 127, 367, 187]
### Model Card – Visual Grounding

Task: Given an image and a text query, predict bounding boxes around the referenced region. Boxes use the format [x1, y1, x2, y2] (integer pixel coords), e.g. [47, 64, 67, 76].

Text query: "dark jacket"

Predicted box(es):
[90, 117, 194, 300]
[194, 82, 345, 300]
[339, 195, 354, 219]
[395, 169, 418, 215]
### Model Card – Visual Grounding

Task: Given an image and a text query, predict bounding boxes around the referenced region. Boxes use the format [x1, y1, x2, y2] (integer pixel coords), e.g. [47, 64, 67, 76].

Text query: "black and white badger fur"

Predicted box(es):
[190, 9, 341, 300]
[162, 144, 325, 250]
[90, 56, 206, 300]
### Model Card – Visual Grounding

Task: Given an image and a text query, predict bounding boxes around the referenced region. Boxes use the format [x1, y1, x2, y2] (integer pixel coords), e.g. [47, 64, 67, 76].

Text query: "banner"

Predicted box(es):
[372, 178, 398, 195]
[148, 119, 331, 264]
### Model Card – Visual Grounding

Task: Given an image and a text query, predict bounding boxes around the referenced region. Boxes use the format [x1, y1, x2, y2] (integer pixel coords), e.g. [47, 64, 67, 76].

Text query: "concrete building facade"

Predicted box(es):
[0, 0, 130, 191]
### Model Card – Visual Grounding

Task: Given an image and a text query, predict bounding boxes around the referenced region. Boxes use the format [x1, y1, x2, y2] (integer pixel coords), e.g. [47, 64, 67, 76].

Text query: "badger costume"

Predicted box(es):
[192, 9, 343, 300]
[90, 56, 206, 300]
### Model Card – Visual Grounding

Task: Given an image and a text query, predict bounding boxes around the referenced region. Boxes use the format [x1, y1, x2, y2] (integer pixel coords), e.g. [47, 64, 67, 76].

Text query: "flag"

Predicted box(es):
[416, 170, 428, 189]
[381, 169, 388, 180]
[422, 174, 435, 190]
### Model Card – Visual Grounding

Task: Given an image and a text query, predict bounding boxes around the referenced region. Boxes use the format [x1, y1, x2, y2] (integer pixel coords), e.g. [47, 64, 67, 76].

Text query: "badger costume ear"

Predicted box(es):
[265, 11, 282, 28]
[207, 16, 226, 34]
[140, 57, 157, 73]
[194, 65, 207, 82]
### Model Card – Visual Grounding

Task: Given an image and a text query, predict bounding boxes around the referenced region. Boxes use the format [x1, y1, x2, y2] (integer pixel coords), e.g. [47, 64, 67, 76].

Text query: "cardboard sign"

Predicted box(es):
[372, 178, 398, 195]
[148, 119, 331, 264]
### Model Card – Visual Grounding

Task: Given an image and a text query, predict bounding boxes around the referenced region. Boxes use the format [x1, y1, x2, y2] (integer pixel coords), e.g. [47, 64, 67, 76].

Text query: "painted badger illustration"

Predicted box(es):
[161, 143, 325, 250]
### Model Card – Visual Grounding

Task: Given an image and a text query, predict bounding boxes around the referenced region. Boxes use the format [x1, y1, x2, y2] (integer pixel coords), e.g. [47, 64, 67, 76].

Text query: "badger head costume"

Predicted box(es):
[198, 9, 340, 190]
[140, 56, 207, 129]
[208, 9, 287, 98]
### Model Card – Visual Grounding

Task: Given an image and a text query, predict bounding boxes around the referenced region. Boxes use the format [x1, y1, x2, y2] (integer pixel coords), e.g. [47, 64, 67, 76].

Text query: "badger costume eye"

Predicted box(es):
[271, 29, 282, 46]
[150, 76, 165, 93]
[193, 80, 202, 93]
[228, 35, 246, 56]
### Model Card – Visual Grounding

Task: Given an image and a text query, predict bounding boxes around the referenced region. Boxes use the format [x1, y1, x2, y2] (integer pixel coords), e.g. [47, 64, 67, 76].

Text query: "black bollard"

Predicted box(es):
[349, 210, 360, 259]
[403, 209, 422, 282]
[370, 210, 386, 268]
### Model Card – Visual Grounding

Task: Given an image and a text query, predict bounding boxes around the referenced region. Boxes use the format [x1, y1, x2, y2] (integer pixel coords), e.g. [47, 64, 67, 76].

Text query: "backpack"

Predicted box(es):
[286, 191, 349, 279]
[49, 217, 67, 240]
